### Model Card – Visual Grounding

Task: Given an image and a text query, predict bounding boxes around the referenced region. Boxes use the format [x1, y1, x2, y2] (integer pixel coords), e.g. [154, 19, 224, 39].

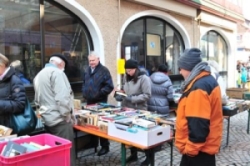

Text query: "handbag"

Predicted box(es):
[10, 98, 38, 136]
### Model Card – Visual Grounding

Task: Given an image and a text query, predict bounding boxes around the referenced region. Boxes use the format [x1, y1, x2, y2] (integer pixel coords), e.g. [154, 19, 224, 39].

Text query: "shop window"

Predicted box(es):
[44, 1, 92, 82]
[201, 30, 228, 78]
[121, 17, 184, 77]
[201, 31, 228, 74]
[0, 0, 93, 85]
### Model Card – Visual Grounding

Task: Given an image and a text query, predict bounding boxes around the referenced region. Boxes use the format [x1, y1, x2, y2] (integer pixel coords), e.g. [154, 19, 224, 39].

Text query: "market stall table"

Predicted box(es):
[74, 125, 174, 166]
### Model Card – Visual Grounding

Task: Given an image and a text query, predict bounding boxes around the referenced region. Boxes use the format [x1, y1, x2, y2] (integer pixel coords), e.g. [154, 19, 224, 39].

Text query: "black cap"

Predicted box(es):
[124, 59, 138, 69]
[50, 53, 68, 68]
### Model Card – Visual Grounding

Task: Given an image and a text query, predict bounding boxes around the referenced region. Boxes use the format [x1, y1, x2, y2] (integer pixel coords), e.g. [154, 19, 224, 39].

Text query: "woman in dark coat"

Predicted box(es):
[0, 54, 26, 129]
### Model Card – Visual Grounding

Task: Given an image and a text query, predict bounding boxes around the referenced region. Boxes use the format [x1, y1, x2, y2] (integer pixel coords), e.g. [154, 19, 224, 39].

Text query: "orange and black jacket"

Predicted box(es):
[175, 71, 223, 156]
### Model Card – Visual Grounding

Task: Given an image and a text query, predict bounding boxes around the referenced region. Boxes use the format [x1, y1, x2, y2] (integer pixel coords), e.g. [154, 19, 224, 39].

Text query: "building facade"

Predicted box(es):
[0, 0, 244, 101]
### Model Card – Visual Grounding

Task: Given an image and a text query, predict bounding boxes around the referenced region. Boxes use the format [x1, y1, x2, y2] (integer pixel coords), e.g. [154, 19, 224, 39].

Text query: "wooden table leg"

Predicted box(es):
[170, 140, 173, 166]
[247, 109, 250, 134]
[149, 148, 155, 166]
[226, 117, 230, 147]
[121, 144, 126, 166]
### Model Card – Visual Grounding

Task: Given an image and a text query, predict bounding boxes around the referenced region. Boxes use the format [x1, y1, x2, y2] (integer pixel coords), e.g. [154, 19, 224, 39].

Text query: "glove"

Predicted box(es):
[115, 95, 124, 102]
[125, 96, 132, 102]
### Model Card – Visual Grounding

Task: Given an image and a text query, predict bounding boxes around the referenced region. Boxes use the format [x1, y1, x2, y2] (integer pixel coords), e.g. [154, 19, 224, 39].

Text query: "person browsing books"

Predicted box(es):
[33, 53, 75, 166]
[176, 48, 223, 166]
[115, 59, 151, 166]
[82, 51, 114, 156]
[147, 64, 174, 116]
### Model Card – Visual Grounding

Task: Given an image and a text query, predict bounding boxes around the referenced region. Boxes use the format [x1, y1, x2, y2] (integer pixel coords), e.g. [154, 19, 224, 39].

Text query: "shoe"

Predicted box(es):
[97, 147, 109, 156]
[140, 157, 151, 166]
[126, 154, 138, 163]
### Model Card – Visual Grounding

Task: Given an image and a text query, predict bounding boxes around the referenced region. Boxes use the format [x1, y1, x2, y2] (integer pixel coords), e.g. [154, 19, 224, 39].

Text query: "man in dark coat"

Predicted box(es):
[82, 51, 114, 156]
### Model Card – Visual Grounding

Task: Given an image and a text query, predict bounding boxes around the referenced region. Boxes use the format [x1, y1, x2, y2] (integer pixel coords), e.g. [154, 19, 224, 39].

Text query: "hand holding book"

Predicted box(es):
[114, 91, 127, 102]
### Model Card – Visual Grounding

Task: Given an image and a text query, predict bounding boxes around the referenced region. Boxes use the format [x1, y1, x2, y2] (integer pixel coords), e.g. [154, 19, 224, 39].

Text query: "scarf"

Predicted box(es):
[180, 61, 210, 92]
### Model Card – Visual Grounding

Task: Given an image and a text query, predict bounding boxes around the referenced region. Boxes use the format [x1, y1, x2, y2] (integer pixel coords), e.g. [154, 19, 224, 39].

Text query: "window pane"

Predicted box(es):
[200, 30, 228, 81]
[44, 1, 92, 82]
[165, 24, 184, 75]
[146, 18, 164, 75]
[121, 17, 184, 77]
[121, 19, 144, 61]
[0, 0, 40, 84]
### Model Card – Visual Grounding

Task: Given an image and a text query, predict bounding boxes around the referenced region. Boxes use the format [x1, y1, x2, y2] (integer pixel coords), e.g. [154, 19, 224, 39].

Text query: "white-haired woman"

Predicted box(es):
[207, 60, 228, 104]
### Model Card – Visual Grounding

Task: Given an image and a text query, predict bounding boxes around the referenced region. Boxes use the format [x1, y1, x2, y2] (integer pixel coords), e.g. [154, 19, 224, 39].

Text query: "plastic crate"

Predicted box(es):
[0, 134, 71, 166]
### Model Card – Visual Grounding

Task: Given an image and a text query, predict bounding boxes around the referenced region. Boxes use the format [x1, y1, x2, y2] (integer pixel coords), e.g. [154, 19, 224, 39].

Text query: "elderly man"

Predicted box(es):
[34, 53, 75, 166]
[175, 48, 223, 166]
[82, 51, 114, 156]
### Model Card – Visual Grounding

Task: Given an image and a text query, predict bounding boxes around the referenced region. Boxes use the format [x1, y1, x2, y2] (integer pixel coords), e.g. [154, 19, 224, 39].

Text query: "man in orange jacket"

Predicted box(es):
[175, 48, 223, 166]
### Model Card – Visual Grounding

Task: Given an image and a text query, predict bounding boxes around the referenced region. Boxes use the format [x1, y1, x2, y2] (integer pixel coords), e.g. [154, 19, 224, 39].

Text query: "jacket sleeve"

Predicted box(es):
[52, 71, 72, 117]
[99, 70, 114, 96]
[131, 76, 151, 103]
[0, 75, 26, 115]
[184, 89, 211, 156]
[167, 80, 174, 101]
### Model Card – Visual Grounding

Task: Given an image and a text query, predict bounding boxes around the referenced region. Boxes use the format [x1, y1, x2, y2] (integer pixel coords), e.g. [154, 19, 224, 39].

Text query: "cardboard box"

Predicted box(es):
[108, 122, 170, 146]
[226, 88, 248, 99]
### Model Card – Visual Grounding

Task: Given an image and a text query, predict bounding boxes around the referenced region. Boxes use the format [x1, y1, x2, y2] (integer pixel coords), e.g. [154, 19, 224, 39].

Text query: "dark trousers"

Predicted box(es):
[99, 137, 110, 147]
[45, 121, 76, 166]
[180, 151, 216, 166]
[86, 101, 109, 148]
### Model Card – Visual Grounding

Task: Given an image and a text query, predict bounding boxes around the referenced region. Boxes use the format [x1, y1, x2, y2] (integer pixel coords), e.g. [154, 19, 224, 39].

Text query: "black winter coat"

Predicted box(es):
[0, 67, 26, 128]
[82, 63, 114, 104]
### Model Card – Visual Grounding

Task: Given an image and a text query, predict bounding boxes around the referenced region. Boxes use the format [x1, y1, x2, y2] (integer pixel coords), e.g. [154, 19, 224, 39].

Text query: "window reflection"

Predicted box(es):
[121, 17, 184, 76]
[0, 0, 93, 85]
[44, 1, 92, 82]
[0, 0, 40, 84]
[201, 30, 228, 84]
[201, 30, 228, 72]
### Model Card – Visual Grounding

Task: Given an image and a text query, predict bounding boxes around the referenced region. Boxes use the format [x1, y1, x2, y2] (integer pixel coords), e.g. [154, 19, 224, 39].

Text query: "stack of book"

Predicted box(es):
[1, 141, 51, 157]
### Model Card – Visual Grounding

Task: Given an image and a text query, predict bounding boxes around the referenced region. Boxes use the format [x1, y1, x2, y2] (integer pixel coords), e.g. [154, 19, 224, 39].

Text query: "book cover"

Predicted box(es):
[2, 141, 27, 157]
[132, 118, 156, 128]
[20, 143, 39, 153]
[29, 142, 49, 150]
[114, 91, 127, 97]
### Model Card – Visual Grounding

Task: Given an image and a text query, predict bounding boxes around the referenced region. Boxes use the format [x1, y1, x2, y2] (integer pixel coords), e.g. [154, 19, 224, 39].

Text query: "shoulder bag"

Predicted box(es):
[8, 75, 37, 136]
[10, 98, 38, 136]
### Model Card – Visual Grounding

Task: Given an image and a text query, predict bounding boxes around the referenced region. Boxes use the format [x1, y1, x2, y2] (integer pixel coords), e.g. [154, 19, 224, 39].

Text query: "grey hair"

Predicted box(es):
[88, 51, 100, 58]
[207, 60, 220, 73]
[10, 60, 24, 72]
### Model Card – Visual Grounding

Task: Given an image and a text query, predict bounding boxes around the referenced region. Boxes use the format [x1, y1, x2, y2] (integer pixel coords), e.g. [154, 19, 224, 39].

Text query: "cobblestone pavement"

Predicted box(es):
[76, 111, 250, 166]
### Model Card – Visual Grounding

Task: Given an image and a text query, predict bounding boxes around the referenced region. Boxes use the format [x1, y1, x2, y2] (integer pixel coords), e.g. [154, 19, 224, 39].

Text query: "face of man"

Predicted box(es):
[179, 68, 190, 80]
[0, 63, 6, 76]
[88, 55, 99, 68]
[57, 61, 65, 71]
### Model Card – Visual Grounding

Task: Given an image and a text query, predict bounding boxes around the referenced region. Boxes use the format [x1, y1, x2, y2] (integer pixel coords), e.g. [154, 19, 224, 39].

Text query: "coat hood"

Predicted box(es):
[150, 72, 169, 84]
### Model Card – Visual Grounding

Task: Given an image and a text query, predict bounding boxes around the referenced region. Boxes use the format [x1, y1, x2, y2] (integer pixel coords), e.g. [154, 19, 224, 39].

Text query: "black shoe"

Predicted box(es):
[126, 154, 138, 163]
[140, 157, 151, 166]
[97, 147, 109, 156]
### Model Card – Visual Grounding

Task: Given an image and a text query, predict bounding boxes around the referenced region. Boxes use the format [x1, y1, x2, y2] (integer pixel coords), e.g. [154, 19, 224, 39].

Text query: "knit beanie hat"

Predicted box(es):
[178, 48, 202, 71]
[125, 59, 138, 69]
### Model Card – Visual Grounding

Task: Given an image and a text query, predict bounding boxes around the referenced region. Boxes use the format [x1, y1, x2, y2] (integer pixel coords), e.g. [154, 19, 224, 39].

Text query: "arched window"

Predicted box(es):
[121, 17, 184, 76]
[200, 30, 228, 77]
[0, 0, 93, 84]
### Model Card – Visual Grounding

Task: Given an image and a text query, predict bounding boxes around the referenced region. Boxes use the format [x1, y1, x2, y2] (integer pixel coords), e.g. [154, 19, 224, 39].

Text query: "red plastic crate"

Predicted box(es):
[0, 134, 71, 166]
